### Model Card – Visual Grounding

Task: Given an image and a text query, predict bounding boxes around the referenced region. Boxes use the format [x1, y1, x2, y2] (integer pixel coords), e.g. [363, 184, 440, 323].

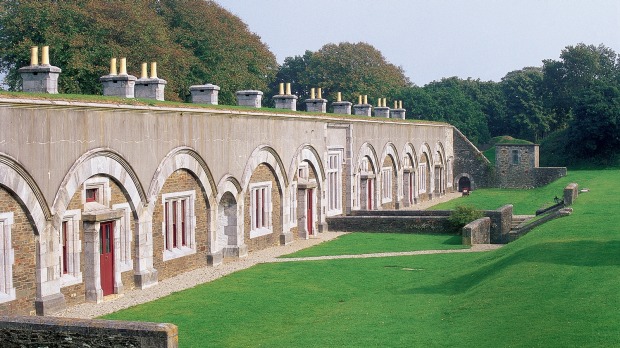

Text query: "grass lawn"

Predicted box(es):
[103, 169, 620, 347]
[280, 233, 468, 258]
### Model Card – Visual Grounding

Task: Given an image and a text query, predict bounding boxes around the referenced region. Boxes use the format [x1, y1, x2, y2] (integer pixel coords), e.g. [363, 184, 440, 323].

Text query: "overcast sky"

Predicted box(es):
[215, 0, 620, 86]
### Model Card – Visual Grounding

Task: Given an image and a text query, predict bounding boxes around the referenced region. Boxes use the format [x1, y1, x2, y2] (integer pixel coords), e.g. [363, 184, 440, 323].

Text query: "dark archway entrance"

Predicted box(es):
[458, 177, 471, 192]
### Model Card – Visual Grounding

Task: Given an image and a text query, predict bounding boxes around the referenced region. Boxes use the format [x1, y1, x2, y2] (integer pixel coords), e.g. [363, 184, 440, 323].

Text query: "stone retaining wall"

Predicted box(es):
[462, 217, 491, 245]
[326, 216, 452, 234]
[0, 315, 178, 348]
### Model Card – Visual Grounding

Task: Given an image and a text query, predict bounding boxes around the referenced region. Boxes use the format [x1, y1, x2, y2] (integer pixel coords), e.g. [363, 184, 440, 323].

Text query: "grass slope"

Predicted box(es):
[103, 170, 620, 347]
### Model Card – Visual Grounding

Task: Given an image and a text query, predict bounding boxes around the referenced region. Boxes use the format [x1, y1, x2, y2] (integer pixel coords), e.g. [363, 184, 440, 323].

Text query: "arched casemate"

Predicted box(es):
[288, 144, 327, 239]
[241, 145, 291, 249]
[379, 142, 401, 210]
[147, 147, 218, 271]
[216, 175, 246, 259]
[401, 143, 418, 207]
[418, 143, 433, 202]
[353, 142, 379, 211]
[0, 154, 50, 315]
[434, 142, 447, 197]
[49, 148, 151, 312]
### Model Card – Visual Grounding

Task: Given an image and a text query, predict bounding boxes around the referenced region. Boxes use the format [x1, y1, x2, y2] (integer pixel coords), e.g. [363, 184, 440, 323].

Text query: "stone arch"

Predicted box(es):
[354, 142, 379, 210]
[216, 175, 246, 258]
[147, 146, 218, 266]
[401, 143, 418, 207]
[287, 144, 327, 238]
[241, 145, 288, 192]
[241, 145, 290, 246]
[0, 153, 50, 235]
[53, 148, 146, 229]
[434, 142, 447, 196]
[379, 142, 400, 208]
[146, 147, 216, 216]
[455, 173, 476, 191]
[418, 143, 433, 201]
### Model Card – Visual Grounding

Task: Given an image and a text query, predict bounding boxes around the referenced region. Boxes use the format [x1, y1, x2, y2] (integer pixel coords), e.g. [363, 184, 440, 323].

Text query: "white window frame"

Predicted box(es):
[298, 162, 309, 181]
[161, 190, 196, 261]
[59, 209, 82, 287]
[0, 212, 15, 303]
[112, 203, 133, 272]
[83, 176, 111, 206]
[250, 181, 273, 238]
[327, 149, 344, 216]
[381, 167, 393, 203]
[289, 183, 297, 228]
[419, 163, 427, 193]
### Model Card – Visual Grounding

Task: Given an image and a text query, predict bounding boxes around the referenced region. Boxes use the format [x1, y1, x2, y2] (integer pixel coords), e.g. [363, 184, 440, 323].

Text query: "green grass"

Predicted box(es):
[103, 169, 620, 347]
[430, 170, 601, 215]
[280, 233, 467, 258]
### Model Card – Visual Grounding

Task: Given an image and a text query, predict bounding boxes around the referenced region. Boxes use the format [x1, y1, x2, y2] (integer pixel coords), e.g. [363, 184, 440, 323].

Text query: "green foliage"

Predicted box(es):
[281, 233, 466, 258]
[448, 206, 484, 232]
[103, 169, 620, 347]
[0, 0, 277, 102]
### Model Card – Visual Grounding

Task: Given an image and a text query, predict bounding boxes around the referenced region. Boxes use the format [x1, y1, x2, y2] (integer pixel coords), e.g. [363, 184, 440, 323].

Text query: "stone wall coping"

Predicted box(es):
[236, 90, 263, 96]
[99, 74, 137, 82]
[189, 83, 219, 91]
[0, 96, 451, 128]
[135, 77, 167, 85]
[18, 65, 62, 73]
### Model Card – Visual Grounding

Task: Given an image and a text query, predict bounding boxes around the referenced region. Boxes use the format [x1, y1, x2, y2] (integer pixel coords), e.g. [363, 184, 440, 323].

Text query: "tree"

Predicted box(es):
[500, 67, 552, 142]
[0, 0, 278, 103]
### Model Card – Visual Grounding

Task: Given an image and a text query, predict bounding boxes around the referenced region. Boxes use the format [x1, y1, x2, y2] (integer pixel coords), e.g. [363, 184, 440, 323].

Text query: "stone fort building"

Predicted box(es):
[0, 50, 565, 316]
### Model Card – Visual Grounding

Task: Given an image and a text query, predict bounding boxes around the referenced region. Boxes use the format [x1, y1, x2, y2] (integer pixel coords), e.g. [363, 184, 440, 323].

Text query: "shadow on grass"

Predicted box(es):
[408, 239, 620, 295]
[441, 235, 462, 245]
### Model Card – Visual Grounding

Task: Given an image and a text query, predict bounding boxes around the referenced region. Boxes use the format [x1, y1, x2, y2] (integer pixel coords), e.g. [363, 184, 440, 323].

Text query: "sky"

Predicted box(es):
[215, 0, 620, 86]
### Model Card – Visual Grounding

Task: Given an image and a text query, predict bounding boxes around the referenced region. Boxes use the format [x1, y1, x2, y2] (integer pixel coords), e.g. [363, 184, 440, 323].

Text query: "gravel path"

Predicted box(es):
[53, 191, 486, 319]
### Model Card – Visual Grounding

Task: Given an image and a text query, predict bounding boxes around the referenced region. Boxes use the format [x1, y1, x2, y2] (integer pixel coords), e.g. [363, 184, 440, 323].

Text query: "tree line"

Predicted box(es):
[1, 1, 618, 165]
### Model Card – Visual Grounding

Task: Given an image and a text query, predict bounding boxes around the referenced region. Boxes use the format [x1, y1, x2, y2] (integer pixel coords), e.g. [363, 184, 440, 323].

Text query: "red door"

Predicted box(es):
[307, 189, 313, 235]
[100, 221, 114, 296]
[367, 180, 373, 210]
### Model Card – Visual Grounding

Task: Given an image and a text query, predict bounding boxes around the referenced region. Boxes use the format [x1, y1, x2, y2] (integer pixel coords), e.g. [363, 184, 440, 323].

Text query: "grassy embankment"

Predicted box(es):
[103, 169, 620, 347]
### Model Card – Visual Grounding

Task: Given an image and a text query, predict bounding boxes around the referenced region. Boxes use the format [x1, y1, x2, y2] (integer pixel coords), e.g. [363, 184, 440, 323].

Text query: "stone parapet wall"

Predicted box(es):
[535, 167, 567, 187]
[0, 316, 178, 348]
[462, 217, 491, 245]
[327, 216, 452, 234]
[485, 204, 513, 244]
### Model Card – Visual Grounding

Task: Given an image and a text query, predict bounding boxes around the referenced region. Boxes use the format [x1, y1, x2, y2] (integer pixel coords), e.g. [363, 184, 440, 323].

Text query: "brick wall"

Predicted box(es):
[152, 169, 209, 280]
[0, 188, 37, 315]
[244, 164, 282, 251]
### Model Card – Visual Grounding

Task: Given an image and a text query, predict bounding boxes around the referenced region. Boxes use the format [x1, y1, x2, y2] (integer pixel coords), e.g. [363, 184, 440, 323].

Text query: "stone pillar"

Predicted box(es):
[190, 83, 220, 105]
[236, 90, 263, 108]
[83, 221, 103, 303]
[134, 62, 167, 101]
[273, 82, 298, 111]
[19, 46, 62, 94]
[100, 58, 137, 98]
[134, 215, 158, 289]
[34, 222, 66, 315]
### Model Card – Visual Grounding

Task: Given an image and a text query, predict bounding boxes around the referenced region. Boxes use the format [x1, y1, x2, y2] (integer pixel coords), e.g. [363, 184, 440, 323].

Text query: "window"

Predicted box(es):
[84, 177, 110, 206]
[59, 209, 82, 287]
[289, 183, 297, 228]
[381, 167, 393, 203]
[112, 203, 132, 272]
[85, 188, 98, 203]
[298, 163, 309, 180]
[327, 150, 343, 215]
[512, 149, 519, 165]
[250, 182, 272, 238]
[0, 212, 15, 303]
[162, 190, 196, 261]
[419, 163, 427, 193]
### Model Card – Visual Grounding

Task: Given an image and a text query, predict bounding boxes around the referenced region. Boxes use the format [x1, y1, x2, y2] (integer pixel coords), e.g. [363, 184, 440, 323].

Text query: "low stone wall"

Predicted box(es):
[564, 182, 579, 205]
[508, 208, 573, 242]
[0, 316, 178, 348]
[348, 210, 451, 217]
[327, 215, 453, 234]
[462, 217, 491, 245]
[535, 167, 568, 187]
